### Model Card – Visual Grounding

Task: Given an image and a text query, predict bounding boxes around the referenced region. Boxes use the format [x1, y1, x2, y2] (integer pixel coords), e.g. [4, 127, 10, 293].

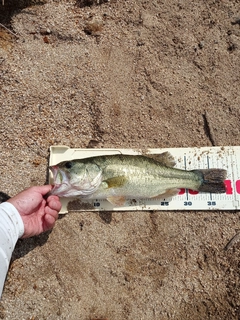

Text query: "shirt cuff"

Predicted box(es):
[0, 202, 24, 297]
[0, 202, 25, 252]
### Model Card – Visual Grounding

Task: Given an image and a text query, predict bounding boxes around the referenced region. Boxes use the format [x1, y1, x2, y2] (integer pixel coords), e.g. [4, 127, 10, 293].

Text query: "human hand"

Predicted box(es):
[7, 185, 62, 238]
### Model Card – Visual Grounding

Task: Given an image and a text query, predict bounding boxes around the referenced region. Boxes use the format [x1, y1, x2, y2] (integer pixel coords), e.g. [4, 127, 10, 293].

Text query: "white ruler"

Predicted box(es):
[49, 145, 240, 214]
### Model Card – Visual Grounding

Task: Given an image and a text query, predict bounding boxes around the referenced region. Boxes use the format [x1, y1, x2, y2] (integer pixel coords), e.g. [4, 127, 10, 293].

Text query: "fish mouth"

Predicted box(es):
[51, 184, 67, 196]
[49, 164, 104, 198]
[49, 166, 73, 197]
[49, 166, 60, 185]
[49, 166, 65, 194]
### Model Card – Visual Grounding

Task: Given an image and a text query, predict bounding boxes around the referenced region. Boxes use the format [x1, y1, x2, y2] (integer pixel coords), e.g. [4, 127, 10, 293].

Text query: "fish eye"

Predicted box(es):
[65, 161, 73, 169]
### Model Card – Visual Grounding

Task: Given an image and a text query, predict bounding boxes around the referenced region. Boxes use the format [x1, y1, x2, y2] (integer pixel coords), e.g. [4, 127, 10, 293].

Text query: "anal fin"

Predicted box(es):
[150, 188, 179, 200]
[107, 196, 126, 206]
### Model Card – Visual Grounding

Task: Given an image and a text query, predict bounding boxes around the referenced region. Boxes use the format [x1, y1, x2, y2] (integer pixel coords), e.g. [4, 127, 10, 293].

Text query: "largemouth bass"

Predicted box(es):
[50, 152, 227, 206]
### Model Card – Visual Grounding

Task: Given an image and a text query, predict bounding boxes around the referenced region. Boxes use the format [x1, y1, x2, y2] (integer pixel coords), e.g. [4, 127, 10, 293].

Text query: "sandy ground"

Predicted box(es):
[0, 0, 240, 319]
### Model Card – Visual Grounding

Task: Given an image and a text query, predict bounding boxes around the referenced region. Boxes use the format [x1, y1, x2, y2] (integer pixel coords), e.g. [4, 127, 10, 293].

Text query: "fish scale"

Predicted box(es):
[49, 145, 238, 214]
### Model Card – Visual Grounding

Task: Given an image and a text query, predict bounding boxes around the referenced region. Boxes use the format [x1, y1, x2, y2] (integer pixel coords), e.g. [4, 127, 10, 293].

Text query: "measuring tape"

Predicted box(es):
[49, 145, 240, 214]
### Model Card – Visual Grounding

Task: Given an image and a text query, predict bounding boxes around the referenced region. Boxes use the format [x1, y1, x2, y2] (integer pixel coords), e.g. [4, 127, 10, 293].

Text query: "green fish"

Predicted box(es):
[50, 152, 227, 206]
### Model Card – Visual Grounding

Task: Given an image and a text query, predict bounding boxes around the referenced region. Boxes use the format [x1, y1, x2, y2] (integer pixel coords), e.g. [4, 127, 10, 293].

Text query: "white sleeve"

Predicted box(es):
[0, 202, 24, 298]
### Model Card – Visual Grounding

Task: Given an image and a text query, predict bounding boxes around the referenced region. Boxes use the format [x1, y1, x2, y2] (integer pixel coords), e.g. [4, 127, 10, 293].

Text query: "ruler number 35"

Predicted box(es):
[207, 201, 216, 206]
[184, 201, 217, 206]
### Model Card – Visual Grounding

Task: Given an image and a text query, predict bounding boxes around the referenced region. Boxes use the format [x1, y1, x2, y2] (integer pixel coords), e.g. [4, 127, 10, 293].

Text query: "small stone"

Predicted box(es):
[39, 28, 51, 35]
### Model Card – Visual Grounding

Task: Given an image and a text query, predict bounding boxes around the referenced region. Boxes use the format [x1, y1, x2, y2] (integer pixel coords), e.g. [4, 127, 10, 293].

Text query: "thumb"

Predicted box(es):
[32, 185, 53, 196]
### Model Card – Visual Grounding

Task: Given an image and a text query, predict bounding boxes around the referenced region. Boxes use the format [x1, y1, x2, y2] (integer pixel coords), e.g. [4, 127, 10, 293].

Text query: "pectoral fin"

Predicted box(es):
[103, 176, 127, 205]
[103, 176, 127, 189]
[107, 196, 126, 206]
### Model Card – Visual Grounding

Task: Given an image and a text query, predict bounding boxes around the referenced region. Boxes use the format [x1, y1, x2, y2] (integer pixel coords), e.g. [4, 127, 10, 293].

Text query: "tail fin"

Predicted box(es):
[192, 169, 227, 193]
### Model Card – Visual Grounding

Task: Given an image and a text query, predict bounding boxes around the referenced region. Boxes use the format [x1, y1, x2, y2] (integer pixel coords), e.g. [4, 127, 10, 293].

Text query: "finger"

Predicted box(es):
[47, 197, 62, 212]
[43, 207, 59, 231]
[43, 214, 56, 231]
[47, 194, 60, 203]
[45, 205, 59, 219]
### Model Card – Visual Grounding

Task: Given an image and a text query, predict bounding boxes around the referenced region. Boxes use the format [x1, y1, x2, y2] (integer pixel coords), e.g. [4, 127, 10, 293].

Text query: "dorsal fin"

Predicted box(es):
[145, 152, 176, 167]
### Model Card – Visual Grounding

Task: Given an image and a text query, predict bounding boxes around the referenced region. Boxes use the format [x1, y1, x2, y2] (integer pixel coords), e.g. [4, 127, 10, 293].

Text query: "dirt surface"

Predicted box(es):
[0, 0, 240, 319]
